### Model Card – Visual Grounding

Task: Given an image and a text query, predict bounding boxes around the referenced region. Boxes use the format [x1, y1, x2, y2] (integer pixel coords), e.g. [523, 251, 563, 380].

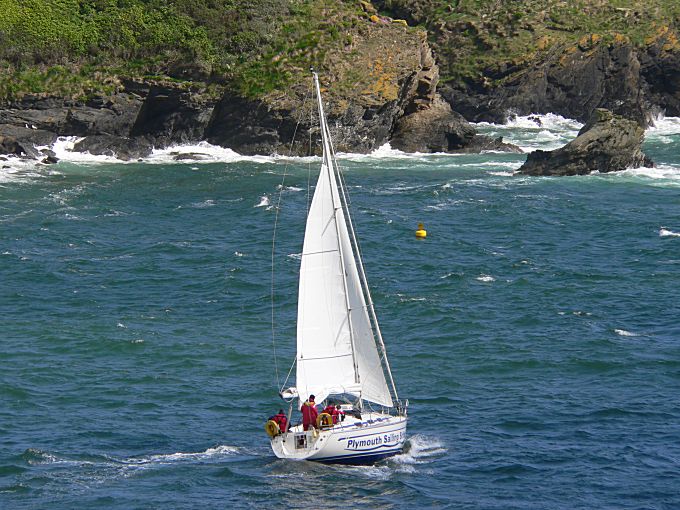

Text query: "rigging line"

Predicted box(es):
[280, 357, 296, 394]
[271, 86, 311, 392]
[306, 101, 314, 215]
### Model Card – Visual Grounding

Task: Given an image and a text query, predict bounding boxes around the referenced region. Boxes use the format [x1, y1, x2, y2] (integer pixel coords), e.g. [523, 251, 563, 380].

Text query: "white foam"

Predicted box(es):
[475, 113, 583, 152]
[277, 184, 304, 192]
[397, 293, 427, 302]
[392, 434, 447, 466]
[476, 274, 495, 282]
[614, 329, 639, 337]
[147, 142, 273, 164]
[0, 155, 55, 183]
[132, 445, 240, 465]
[647, 115, 680, 135]
[339, 143, 460, 162]
[660, 228, 680, 237]
[610, 165, 680, 184]
[507, 113, 583, 132]
[255, 195, 270, 208]
[189, 199, 215, 209]
[341, 143, 412, 160]
[51, 136, 124, 163]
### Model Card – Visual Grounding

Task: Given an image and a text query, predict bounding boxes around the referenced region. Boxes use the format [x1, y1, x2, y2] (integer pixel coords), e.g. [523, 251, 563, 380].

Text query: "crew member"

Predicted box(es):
[270, 409, 288, 433]
[301, 395, 318, 431]
[331, 404, 345, 424]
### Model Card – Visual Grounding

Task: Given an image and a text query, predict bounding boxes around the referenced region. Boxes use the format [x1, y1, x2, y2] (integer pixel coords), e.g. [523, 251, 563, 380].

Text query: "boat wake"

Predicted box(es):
[394, 435, 447, 465]
[334, 435, 447, 480]
[117, 445, 241, 466]
[16, 444, 243, 487]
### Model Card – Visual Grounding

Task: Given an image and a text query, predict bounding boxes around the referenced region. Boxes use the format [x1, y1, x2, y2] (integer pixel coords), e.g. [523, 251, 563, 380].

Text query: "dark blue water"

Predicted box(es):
[2, 122, 680, 509]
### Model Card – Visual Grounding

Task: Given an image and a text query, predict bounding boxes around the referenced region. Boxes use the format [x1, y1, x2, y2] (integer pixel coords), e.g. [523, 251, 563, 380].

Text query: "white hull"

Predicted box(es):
[271, 412, 407, 464]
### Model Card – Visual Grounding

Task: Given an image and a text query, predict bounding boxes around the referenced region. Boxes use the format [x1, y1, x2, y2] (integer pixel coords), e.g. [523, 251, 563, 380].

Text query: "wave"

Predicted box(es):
[505, 113, 584, 132]
[646, 115, 680, 136]
[614, 329, 640, 337]
[0, 155, 61, 183]
[147, 142, 273, 164]
[660, 227, 680, 237]
[602, 165, 680, 185]
[338, 142, 464, 163]
[255, 195, 270, 208]
[393, 434, 447, 467]
[474, 113, 583, 152]
[19, 444, 242, 485]
[120, 445, 241, 466]
[330, 434, 446, 480]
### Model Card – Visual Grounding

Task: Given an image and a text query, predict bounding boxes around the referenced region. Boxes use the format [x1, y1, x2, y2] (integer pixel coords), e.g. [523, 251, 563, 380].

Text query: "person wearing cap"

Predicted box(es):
[301, 395, 318, 431]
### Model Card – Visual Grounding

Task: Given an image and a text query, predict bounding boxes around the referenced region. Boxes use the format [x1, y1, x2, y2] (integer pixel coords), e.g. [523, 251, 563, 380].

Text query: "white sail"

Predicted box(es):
[294, 73, 393, 408]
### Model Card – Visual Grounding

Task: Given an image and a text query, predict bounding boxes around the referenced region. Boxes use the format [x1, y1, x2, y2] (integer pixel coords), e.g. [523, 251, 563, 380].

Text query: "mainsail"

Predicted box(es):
[294, 73, 394, 408]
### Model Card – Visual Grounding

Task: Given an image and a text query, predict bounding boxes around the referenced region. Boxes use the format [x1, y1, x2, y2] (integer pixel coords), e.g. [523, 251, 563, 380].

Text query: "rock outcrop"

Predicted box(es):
[207, 25, 445, 156]
[442, 40, 654, 126]
[390, 96, 520, 153]
[518, 109, 654, 176]
[0, 22, 504, 159]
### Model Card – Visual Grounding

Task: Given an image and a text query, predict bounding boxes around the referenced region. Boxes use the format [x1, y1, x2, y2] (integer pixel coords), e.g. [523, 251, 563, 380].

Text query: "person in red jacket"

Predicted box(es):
[270, 409, 287, 433]
[301, 395, 318, 431]
[331, 404, 345, 424]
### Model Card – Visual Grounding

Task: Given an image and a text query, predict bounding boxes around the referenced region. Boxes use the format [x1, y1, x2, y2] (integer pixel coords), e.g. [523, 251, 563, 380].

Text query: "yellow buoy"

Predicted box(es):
[415, 223, 427, 238]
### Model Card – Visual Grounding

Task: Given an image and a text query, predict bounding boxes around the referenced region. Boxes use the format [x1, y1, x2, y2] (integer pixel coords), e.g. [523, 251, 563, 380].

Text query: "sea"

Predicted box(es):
[1, 115, 680, 509]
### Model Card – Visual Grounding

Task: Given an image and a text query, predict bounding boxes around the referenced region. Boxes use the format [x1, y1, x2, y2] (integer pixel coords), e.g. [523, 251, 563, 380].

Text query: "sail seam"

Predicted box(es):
[298, 353, 353, 361]
[301, 248, 340, 256]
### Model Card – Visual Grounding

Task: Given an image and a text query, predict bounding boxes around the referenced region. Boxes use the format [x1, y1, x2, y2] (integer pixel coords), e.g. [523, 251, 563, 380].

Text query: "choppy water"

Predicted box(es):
[2, 116, 680, 509]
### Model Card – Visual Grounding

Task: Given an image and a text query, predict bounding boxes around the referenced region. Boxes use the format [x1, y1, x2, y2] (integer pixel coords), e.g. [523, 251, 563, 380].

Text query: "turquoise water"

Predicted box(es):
[2, 118, 680, 508]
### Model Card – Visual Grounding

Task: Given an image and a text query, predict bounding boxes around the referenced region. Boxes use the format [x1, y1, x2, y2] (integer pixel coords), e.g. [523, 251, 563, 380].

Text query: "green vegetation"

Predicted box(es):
[0, 0, 375, 101]
[2, 0, 680, 101]
[376, 0, 680, 84]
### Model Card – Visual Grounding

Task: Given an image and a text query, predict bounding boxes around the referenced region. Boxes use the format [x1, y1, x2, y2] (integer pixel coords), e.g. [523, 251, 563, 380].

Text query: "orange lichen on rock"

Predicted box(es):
[363, 59, 398, 101]
[645, 25, 679, 51]
[578, 34, 601, 51]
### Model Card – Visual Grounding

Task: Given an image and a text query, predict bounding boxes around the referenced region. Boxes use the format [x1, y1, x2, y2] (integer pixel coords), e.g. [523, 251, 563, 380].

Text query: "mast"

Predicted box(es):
[312, 70, 361, 387]
[312, 71, 399, 403]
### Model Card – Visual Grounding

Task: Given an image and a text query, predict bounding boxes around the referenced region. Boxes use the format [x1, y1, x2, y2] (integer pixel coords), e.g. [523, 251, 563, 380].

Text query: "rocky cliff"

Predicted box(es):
[0, 2, 512, 159]
[3, 0, 680, 160]
[375, 1, 680, 127]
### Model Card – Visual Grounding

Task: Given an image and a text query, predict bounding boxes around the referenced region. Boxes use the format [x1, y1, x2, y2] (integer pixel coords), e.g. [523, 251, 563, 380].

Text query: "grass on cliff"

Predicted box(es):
[0, 0, 377, 101]
[377, 0, 680, 84]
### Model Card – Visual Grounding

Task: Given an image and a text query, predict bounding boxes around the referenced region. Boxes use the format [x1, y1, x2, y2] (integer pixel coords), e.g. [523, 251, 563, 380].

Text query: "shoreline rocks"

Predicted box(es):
[518, 109, 654, 176]
[0, 25, 522, 160]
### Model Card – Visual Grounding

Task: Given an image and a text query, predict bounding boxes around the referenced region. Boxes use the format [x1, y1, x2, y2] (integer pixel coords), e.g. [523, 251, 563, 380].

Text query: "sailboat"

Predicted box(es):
[267, 70, 408, 464]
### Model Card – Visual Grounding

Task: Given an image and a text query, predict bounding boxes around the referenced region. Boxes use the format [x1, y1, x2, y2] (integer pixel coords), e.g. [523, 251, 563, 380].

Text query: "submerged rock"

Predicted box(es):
[518, 109, 654, 176]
